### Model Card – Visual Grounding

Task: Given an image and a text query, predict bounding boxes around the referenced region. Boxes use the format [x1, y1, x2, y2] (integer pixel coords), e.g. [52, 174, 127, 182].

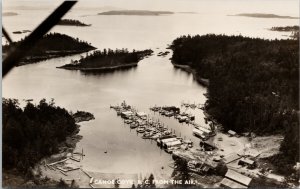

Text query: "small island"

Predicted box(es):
[3, 12, 18, 16]
[270, 25, 299, 32]
[72, 111, 95, 123]
[58, 49, 153, 71]
[2, 32, 96, 66]
[57, 19, 91, 27]
[229, 13, 299, 19]
[98, 10, 174, 16]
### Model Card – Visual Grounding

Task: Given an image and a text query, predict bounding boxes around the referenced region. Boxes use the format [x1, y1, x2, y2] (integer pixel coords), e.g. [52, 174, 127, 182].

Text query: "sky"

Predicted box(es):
[2, 0, 299, 16]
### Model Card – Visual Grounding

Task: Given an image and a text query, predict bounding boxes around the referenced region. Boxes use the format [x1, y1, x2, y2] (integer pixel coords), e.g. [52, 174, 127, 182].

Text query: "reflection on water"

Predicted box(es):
[80, 66, 138, 77]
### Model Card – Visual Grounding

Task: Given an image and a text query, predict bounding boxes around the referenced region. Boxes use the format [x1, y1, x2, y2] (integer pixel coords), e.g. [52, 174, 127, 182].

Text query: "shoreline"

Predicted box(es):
[16, 49, 96, 66]
[57, 62, 138, 71]
[3, 112, 95, 187]
[172, 62, 209, 87]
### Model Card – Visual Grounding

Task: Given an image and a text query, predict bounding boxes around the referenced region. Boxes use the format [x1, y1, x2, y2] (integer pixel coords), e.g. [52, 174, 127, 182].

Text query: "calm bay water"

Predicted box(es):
[2, 0, 298, 177]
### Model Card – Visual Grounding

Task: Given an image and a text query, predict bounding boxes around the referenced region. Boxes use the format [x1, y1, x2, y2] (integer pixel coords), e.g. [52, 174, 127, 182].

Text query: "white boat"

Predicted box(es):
[193, 128, 208, 140]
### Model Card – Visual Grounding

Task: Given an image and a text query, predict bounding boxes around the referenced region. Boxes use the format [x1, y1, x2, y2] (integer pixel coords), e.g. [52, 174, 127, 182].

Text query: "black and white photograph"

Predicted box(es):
[1, 0, 299, 188]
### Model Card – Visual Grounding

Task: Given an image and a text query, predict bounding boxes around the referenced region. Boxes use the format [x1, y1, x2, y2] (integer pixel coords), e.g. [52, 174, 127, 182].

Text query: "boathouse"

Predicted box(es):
[164, 140, 182, 148]
[121, 111, 134, 119]
[161, 137, 177, 143]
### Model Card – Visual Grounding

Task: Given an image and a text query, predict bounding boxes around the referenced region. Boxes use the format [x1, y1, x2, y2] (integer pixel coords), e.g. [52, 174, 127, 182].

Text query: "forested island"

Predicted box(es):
[2, 98, 94, 187]
[170, 34, 299, 176]
[270, 25, 299, 32]
[98, 10, 174, 16]
[3, 12, 18, 16]
[229, 13, 299, 19]
[2, 33, 96, 66]
[58, 49, 153, 71]
[57, 19, 91, 26]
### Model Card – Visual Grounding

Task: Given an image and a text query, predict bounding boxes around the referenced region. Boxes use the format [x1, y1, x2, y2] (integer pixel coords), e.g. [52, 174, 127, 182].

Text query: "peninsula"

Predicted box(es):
[170, 34, 299, 180]
[57, 19, 91, 26]
[2, 98, 94, 187]
[98, 10, 174, 16]
[229, 13, 299, 19]
[2, 32, 96, 66]
[58, 49, 153, 71]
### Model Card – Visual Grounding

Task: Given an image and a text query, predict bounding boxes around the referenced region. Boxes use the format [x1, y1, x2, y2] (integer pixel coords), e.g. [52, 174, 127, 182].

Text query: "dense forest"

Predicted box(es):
[58, 19, 91, 26]
[2, 98, 78, 174]
[170, 34, 299, 174]
[2, 32, 95, 65]
[59, 48, 153, 70]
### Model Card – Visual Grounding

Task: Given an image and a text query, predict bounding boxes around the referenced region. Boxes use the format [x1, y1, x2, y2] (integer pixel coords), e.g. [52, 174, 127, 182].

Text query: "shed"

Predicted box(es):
[228, 130, 236, 136]
[198, 127, 211, 135]
[164, 140, 182, 148]
[193, 129, 207, 139]
[161, 138, 178, 145]
[239, 158, 255, 168]
[220, 178, 247, 188]
[225, 169, 252, 186]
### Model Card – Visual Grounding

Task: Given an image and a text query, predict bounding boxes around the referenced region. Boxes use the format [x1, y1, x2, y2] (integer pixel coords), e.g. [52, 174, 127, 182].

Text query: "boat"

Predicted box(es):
[130, 122, 139, 129]
[124, 119, 132, 124]
[136, 128, 145, 133]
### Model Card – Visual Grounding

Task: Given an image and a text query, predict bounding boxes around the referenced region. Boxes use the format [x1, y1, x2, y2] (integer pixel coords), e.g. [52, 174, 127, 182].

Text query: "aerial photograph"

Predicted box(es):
[2, 0, 299, 188]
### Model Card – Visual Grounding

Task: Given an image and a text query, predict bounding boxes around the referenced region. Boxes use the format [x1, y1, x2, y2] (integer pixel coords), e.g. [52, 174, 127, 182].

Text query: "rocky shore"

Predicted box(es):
[3, 110, 94, 187]
[17, 50, 96, 66]
[172, 63, 209, 86]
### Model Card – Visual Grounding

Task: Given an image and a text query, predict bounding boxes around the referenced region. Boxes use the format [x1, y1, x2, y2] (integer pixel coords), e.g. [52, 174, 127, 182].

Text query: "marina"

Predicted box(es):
[2, 0, 297, 187]
[111, 101, 220, 171]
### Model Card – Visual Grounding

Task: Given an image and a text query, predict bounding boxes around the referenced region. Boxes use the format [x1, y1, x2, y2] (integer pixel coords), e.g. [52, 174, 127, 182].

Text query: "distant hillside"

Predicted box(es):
[58, 49, 153, 71]
[229, 13, 299, 19]
[98, 10, 174, 16]
[58, 19, 91, 27]
[2, 33, 96, 66]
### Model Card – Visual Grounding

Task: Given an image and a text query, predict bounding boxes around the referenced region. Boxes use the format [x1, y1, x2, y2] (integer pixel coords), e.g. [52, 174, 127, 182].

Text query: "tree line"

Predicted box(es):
[170, 34, 299, 175]
[3, 32, 95, 56]
[62, 49, 153, 68]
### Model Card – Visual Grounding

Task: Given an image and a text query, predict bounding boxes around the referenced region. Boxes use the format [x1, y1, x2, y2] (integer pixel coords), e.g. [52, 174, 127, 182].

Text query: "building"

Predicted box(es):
[228, 130, 236, 137]
[238, 158, 256, 169]
[220, 178, 247, 188]
[121, 111, 134, 119]
[164, 140, 182, 149]
[224, 153, 241, 164]
[222, 169, 252, 188]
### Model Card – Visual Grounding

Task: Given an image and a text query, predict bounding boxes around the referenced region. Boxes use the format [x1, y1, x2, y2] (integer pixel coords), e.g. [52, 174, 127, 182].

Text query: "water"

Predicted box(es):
[2, 0, 298, 177]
